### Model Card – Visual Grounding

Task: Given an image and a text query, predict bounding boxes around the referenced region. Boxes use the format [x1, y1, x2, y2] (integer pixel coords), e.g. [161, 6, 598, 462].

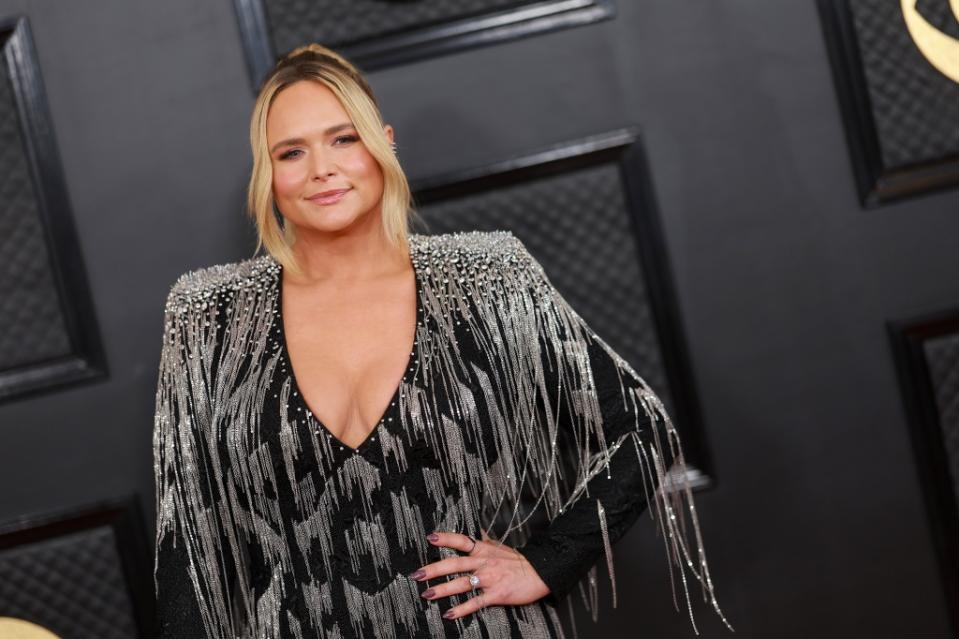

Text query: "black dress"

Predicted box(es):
[152, 230, 732, 638]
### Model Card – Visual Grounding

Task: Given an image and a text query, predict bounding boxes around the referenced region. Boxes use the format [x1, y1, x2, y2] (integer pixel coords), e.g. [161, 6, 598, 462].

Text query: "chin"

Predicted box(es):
[301, 207, 365, 232]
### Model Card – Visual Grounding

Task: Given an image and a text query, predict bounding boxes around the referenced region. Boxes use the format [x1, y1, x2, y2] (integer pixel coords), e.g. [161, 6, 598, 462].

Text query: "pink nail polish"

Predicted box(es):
[427, 533, 439, 542]
[422, 588, 435, 599]
[443, 610, 455, 619]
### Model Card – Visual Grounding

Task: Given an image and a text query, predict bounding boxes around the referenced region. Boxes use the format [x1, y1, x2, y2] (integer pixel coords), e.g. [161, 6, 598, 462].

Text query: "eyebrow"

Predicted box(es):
[269, 122, 356, 153]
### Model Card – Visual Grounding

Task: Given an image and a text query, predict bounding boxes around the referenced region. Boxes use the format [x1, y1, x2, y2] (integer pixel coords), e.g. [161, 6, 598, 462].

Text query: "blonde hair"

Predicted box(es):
[246, 43, 421, 278]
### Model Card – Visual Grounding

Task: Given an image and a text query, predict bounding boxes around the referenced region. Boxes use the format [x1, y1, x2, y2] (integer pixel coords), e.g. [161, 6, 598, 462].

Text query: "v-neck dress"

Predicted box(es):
[152, 230, 733, 639]
[274, 258, 423, 457]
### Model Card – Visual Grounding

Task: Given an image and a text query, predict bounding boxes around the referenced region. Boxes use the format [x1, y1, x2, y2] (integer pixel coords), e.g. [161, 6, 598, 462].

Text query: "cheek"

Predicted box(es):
[347, 155, 384, 190]
[272, 163, 306, 199]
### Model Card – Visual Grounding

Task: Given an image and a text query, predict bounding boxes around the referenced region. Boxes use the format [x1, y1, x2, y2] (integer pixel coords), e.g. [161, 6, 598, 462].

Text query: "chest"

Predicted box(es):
[278, 273, 419, 449]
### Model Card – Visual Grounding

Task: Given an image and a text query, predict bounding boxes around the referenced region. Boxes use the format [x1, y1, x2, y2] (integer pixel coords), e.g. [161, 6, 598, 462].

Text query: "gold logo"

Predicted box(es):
[901, 0, 959, 83]
[0, 618, 61, 639]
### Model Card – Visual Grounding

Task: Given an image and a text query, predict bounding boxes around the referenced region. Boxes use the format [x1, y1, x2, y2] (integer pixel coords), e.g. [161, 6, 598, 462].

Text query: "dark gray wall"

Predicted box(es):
[0, 0, 954, 637]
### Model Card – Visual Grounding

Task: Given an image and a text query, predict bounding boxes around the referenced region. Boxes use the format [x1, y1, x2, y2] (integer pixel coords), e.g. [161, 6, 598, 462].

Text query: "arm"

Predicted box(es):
[153, 286, 243, 639]
[509, 237, 733, 633]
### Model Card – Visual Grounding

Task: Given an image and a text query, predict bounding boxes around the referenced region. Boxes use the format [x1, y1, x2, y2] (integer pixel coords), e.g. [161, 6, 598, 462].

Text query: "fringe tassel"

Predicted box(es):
[597, 500, 616, 609]
[512, 234, 736, 635]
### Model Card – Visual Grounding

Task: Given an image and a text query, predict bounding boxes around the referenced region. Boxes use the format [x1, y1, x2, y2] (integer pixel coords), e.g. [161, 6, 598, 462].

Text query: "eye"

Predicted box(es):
[334, 135, 358, 145]
[278, 149, 302, 160]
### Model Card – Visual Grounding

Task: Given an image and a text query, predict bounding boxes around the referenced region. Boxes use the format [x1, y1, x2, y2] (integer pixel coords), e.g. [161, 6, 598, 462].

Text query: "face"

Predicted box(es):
[266, 80, 393, 237]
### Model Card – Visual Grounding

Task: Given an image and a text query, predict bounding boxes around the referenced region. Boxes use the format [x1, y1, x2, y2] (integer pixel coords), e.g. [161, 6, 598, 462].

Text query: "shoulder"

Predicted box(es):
[409, 230, 548, 310]
[164, 254, 279, 315]
[410, 229, 534, 270]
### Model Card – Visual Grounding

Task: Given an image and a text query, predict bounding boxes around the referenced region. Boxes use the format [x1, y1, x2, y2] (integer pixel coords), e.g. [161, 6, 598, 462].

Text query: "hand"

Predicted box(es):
[408, 530, 551, 620]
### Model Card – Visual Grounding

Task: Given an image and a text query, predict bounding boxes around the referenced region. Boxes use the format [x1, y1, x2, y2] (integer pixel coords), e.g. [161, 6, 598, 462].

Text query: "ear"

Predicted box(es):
[384, 124, 394, 145]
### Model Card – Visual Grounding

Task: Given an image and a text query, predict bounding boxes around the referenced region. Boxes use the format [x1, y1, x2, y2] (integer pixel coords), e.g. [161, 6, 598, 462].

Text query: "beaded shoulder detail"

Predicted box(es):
[163, 229, 525, 311]
[164, 254, 278, 311]
[406, 230, 531, 295]
[409, 228, 522, 260]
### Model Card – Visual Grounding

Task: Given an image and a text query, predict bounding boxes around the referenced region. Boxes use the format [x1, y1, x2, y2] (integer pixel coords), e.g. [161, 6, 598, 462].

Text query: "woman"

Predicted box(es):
[153, 44, 733, 638]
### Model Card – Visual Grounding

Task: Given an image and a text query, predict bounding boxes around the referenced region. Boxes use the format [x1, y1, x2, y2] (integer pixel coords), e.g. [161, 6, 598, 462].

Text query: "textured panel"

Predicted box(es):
[265, 0, 531, 53]
[0, 39, 71, 370]
[415, 162, 676, 420]
[924, 332, 959, 501]
[848, 0, 959, 168]
[0, 526, 138, 639]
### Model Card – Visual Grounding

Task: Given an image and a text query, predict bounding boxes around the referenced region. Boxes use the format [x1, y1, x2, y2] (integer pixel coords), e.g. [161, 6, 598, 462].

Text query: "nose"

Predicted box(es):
[310, 148, 336, 180]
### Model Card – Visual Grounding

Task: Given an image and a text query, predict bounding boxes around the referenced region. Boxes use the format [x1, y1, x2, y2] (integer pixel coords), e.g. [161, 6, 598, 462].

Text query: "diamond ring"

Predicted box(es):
[468, 574, 481, 590]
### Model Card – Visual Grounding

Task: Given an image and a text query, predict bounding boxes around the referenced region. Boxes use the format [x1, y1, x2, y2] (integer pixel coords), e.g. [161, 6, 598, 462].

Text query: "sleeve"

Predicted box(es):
[152, 286, 246, 639]
[508, 237, 734, 634]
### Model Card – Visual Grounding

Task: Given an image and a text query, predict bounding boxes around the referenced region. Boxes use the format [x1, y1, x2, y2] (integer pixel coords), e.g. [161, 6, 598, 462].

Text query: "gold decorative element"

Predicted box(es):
[902, 0, 959, 83]
[0, 618, 61, 639]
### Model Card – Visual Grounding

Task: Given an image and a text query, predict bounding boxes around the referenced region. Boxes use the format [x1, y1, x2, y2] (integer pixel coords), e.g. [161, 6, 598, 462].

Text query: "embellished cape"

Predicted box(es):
[153, 230, 733, 638]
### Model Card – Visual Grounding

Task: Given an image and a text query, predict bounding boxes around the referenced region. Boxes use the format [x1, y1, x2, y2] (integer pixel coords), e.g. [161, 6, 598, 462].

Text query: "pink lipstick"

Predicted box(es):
[307, 188, 351, 205]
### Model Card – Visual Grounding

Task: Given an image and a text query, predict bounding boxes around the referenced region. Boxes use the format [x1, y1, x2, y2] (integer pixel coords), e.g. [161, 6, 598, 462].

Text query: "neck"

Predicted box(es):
[286, 218, 409, 285]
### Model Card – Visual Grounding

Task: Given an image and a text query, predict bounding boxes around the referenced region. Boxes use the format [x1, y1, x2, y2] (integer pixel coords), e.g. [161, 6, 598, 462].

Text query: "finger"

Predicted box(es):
[479, 528, 491, 542]
[424, 565, 499, 601]
[427, 531, 479, 554]
[443, 591, 490, 621]
[420, 574, 473, 600]
[409, 555, 484, 581]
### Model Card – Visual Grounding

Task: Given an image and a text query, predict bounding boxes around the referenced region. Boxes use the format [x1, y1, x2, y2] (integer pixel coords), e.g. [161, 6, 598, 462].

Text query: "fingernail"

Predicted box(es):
[422, 588, 435, 599]
[443, 610, 455, 619]
[427, 533, 439, 542]
[409, 569, 425, 580]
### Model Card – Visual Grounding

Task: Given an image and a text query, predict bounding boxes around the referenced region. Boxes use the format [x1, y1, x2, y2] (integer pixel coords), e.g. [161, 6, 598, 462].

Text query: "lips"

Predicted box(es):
[307, 188, 351, 205]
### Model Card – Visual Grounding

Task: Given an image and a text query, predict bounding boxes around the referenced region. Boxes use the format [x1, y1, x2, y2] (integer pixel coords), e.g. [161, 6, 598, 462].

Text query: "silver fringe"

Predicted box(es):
[153, 230, 733, 637]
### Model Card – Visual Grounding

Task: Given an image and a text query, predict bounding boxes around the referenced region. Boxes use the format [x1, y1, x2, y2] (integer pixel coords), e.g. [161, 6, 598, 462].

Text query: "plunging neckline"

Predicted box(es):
[274, 246, 422, 455]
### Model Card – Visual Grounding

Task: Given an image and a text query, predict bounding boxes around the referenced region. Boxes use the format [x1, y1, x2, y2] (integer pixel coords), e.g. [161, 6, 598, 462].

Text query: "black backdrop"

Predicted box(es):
[0, 1, 956, 637]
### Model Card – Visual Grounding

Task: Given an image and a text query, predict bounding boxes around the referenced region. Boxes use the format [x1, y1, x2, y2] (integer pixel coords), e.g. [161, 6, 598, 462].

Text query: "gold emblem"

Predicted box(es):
[902, 0, 959, 83]
[0, 618, 61, 639]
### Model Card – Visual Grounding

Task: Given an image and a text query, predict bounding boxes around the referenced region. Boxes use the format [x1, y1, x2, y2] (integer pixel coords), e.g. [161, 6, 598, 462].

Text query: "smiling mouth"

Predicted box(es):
[308, 189, 351, 205]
